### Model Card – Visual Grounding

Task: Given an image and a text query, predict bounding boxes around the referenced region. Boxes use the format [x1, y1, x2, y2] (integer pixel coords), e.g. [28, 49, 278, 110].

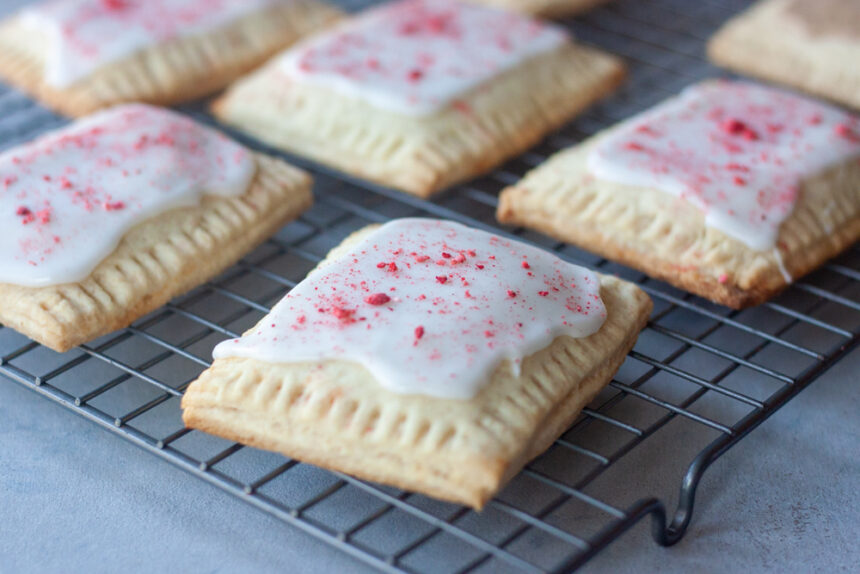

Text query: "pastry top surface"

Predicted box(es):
[783, 0, 860, 39]
[587, 80, 860, 250]
[17, 0, 291, 87]
[0, 103, 255, 287]
[278, 0, 569, 116]
[214, 218, 607, 399]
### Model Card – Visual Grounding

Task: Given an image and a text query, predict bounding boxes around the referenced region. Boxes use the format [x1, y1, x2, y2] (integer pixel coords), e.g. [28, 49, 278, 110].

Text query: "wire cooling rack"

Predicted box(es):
[1, 0, 859, 572]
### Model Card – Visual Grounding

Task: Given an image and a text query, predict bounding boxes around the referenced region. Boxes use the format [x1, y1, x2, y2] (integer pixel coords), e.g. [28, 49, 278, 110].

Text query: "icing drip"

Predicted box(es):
[214, 219, 606, 400]
[588, 81, 860, 251]
[773, 249, 792, 284]
[0, 104, 255, 287]
[279, 0, 568, 116]
[19, 0, 283, 87]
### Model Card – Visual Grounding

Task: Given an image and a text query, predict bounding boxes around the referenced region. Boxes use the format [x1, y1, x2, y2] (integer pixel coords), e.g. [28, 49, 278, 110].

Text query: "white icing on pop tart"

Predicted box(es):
[279, 0, 568, 116]
[588, 81, 860, 250]
[20, 0, 286, 87]
[214, 219, 606, 399]
[0, 104, 255, 286]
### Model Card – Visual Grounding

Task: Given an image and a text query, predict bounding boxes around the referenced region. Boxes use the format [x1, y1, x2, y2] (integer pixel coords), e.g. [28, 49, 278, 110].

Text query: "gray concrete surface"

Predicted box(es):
[2, 349, 857, 574]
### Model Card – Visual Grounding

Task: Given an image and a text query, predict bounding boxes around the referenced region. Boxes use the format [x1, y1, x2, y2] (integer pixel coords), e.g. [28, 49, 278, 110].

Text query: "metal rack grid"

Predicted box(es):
[1, 0, 858, 572]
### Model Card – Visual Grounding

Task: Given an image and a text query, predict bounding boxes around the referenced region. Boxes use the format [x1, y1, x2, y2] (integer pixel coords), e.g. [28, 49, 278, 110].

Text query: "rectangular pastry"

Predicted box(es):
[708, 0, 860, 110]
[0, 104, 312, 352]
[498, 80, 860, 308]
[213, 0, 625, 198]
[463, 0, 610, 18]
[0, 0, 341, 117]
[182, 219, 652, 509]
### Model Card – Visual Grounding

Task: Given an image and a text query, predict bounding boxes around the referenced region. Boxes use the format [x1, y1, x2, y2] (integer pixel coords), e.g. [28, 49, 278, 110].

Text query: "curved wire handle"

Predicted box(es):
[555, 335, 860, 574]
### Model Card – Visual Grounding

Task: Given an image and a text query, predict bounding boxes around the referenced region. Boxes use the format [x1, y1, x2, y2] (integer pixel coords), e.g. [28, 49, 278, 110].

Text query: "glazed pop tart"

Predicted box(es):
[0, 104, 312, 351]
[709, 0, 860, 110]
[182, 219, 651, 509]
[498, 80, 860, 308]
[213, 0, 624, 197]
[0, 0, 341, 116]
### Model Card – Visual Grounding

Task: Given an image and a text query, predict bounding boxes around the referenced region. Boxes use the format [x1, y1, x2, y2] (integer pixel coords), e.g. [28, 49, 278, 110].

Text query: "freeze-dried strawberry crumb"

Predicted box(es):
[103, 200, 125, 211]
[332, 307, 356, 322]
[365, 293, 391, 306]
[835, 123, 860, 143]
[721, 118, 758, 141]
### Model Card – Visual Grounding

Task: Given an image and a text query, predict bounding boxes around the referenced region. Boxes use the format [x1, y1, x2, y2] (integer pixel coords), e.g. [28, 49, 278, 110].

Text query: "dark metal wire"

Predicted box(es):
[1, 0, 858, 572]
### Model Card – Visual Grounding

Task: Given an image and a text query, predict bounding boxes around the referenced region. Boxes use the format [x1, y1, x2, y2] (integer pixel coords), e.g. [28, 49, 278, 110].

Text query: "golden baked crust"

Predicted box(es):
[708, 0, 860, 110]
[0, 153, 313, 352]
[497, 137, 860, 309]
[0, 1, 342, 117]
[181, 226, 652, 510]
[463, 0, 610, 18]
[213, 42, 624, 198]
